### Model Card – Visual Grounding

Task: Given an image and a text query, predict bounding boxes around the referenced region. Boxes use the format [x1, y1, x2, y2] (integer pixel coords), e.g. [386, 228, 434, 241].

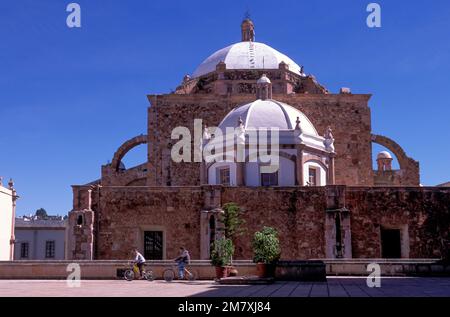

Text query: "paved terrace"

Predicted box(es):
[1, 277, 450, 297]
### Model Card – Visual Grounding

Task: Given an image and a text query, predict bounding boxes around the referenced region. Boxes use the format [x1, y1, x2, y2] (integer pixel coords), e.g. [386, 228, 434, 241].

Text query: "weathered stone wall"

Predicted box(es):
[373, 170, 403, 186]
[69, 185, 450, 261]
[346, 187, 450, 259]
[220, 187, 328, 260]
[147, 93, 373, 187]
[86, 186, 328, 260]
[94, 187, 204, 260]
[101, 163, 148, 186]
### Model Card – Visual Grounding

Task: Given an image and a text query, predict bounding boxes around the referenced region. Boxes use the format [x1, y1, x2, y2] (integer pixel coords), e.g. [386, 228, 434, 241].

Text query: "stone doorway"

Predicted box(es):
[144, 231, 163, 260]
[381, 228, 401, 258]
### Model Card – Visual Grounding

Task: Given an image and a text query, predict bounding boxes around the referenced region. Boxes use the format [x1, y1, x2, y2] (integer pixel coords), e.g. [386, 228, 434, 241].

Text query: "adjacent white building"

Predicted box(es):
[14, 216, 67, 260]
[0, 178, 17, 261]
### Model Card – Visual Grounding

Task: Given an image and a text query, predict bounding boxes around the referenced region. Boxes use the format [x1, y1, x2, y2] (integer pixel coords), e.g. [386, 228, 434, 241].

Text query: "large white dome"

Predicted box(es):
[218, 99, 318, 136]
[193, 42, 302, 78]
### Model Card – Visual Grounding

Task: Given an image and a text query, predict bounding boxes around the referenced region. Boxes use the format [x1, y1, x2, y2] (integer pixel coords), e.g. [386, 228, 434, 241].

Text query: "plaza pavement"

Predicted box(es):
[1, 277, 450, 297]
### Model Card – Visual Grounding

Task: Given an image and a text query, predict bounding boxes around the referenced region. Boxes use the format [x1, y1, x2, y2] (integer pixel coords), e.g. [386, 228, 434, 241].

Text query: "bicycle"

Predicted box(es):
[163, 263, 197, 282]
[123, 262, 154, 281]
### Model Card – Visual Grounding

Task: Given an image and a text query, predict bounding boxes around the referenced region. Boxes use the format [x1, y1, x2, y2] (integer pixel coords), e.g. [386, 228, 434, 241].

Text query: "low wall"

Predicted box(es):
[322, 258, 450, 276]
[0, 260, 256, 280]
[0, 259, 448, 279]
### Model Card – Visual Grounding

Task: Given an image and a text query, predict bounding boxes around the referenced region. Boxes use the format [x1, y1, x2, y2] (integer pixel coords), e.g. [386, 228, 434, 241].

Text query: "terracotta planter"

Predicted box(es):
[256, 263, 276, 278]
[256, 263, 267, 278]
[228, 267, 238, 277]
[215, 266, 228, 279]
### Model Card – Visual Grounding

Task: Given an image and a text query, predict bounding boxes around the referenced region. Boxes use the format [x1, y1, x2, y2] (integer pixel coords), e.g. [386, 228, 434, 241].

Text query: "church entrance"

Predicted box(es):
[144, 231, 163, 260]
[380, 228, 401, 258]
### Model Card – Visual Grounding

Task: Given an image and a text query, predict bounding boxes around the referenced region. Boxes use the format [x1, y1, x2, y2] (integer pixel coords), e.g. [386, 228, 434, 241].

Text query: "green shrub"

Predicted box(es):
[252, 227, 281, 264]
[210, 237, 235, 267]
[218, 202, 246, 241]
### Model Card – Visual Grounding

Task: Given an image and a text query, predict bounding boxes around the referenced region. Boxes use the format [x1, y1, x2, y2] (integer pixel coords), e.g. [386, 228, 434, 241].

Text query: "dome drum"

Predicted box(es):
[201, 75, 336, 187]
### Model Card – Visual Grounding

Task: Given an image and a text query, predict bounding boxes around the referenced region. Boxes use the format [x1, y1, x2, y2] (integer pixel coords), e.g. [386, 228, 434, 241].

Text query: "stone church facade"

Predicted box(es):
[67, 18, 450, 261]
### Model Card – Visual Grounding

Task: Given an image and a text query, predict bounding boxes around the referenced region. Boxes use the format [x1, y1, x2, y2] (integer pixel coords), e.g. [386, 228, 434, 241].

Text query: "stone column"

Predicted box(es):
[324, 210, 337, 258]
[278, 62, 291, 94]
[8, 180, 18, 261]
[200, 162, 207, 185]
[328, 154, 336, 185]
[214, 62, 227, 95]
[200, 210, 210, 259]
[296, 145, 304, 186]
[341, 209, 352, 258]
[67, 188, 95, 260]
[235, 119, 246, 186]
[236, 162, 245, 186]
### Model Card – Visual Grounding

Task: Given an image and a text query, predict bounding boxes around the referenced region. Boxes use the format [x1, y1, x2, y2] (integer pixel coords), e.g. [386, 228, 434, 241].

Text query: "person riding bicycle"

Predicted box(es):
[133, 249, 146, 279]
[174, 247, 190, 279]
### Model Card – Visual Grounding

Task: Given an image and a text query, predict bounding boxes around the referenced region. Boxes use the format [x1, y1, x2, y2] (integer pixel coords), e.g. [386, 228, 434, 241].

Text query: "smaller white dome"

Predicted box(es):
[218, 99, 318, 136]
[377, 151, 392, 159]
[257, 74, 271, 84]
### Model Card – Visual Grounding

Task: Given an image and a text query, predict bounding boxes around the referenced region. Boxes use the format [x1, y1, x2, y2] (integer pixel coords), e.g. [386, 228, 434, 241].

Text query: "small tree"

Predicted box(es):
[35, 208, 48, 219]
[210, 237, 234, 267]
[218, 202, 246, 241]
[252, 227, 281, 264]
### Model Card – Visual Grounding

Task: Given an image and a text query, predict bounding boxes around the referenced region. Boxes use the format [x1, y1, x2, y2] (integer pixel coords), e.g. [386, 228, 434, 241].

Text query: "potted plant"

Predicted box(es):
[210, 237, 234, 279]
[252, 227, 281, 278]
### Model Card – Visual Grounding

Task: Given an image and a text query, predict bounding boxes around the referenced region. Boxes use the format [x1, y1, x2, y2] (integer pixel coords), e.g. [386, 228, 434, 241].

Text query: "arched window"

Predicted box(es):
[303, 160, 327, 186]
[208, 162, 236, 186]
[77, 214, 83, 226]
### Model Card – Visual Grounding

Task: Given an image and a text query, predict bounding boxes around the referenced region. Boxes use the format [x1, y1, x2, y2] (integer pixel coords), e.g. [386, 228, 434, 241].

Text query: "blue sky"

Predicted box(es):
[1, 0, 449, 216]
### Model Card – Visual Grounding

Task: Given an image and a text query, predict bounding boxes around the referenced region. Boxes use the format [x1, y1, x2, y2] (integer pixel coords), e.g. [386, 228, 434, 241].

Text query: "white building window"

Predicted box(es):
[20, 242, 29, 259]
[304, 161, 327, 186]
[218, 167, 230, 185]
[308, 167, 318, 186]
[261, 172, 278, 186]
[45, 241, 55, 258]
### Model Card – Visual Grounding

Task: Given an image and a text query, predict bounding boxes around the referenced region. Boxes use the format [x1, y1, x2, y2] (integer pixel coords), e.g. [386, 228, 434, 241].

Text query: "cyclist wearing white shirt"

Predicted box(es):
[133, 249, 146, 278]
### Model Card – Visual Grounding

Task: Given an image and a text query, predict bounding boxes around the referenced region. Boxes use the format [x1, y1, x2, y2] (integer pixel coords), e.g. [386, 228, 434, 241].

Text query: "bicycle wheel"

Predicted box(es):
[163, 269, 175, 282]
[186, 271, 196, 281]
[144, 270, 154, 281]
[124, 269, 134, 281]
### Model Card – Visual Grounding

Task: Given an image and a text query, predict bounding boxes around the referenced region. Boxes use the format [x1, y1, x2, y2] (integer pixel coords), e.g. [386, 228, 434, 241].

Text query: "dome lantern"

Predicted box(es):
[256, 74, 272, 100]
[377, 151, 393, 171]
[241, 17, 255, 42]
